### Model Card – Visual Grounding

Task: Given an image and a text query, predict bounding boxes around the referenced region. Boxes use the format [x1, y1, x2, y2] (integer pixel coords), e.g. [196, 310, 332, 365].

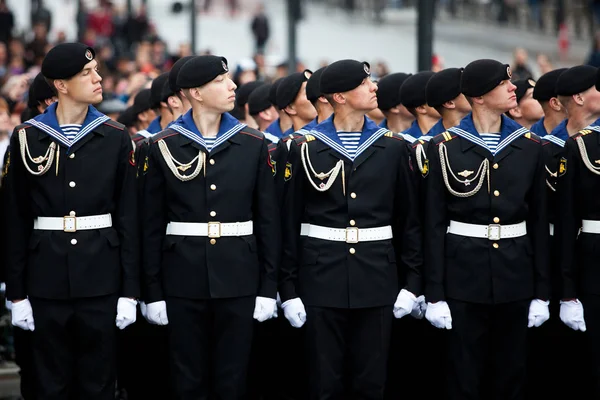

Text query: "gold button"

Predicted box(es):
[209, 159, 215, 165]
[493, 163, 498, 169]
[210, 184, 216, 191]
[210, 211, 217, 217]
[349, 248, 356, 254]
[350, 220, 356, 226]
[210, 239, 216, 245]
[494, 190, 500, 197]
[69, 153, 75, 159]
[71, 239, 78, 245]
[69, 211, 76, 217]
[493, 217, 500, 223]
[493, 243, 499, 249]
[69, 181, 76, 188]
[350, 192, 357, 199]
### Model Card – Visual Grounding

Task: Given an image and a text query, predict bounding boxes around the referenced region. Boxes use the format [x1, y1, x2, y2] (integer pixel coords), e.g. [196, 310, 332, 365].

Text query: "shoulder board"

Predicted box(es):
[432, 131, 455, 145]
[239, 127, 264, 140]
[267, 142, 278, 151]
[574, 128, 594, 138]
[103, 120, 125, 131]
[523, 131, 541, 143]
[14, 124, 33, 133]
[384, 131, 404, 141]
[411, 139, 426, 149]
[283, 132, 302, 142]
[295, 134, 316, 145]
[153, 128, 179, 142]
[132, 134, 146, 142]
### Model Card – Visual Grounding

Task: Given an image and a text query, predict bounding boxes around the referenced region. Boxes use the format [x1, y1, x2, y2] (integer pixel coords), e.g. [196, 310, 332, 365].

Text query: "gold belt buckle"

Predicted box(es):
[345, 227, 359, 244]
[208, 222, 221, 238]
[63, 216, 77, 233]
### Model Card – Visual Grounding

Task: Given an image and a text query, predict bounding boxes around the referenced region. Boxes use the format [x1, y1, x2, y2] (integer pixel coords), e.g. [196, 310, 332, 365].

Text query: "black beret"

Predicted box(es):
[532, 68, 567, 101]
[555, 65, 598, 96]
[376, 72, 411, 111]
[461, 59, 512, 97]
[306, 66, 327, 103]
[400, 71, 436, 109]
[276, 70, 312, 109]
[168, 55, 196, 93]
[150, 72, 170, 108]
[236, 81, 263, 107]
[269, 78, 284, 107]
[132, 89, 153, 116]
[29, 72, 55, 108]
[42, 42, 96, 80]
[177, 55, 229, 89]
[117, 106, 136, 127]
[320, 59, 371, 94]
[248, 84, 273, 116]
[513, 78, 536, 103]
[426, 68, 463, 108]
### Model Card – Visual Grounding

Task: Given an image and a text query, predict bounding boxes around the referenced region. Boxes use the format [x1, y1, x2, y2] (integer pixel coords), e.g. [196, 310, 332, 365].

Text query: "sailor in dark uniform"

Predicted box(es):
[529, 68, 568, 137]
[399, 71, 440, 142]
[305, 67, 333, 125]
[146, 72, 174, 135]
[375, 72, 414, 136]
[235, 80, 263, 130]
[425, 67, 471, 137]
[247, 83, 280, 143]
[4, 42, 139, 399]
[423, 59, 550, 400]
[505, 78, 544, 129]
[265, 77, 292, 139]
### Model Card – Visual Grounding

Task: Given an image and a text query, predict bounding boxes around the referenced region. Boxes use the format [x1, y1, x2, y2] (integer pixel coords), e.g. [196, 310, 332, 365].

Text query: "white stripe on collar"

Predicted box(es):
[447, 126, 527, 155]
[309, 127, 388, 161]
[26, 116, 110, 148]
[542, 134, 565, 148]
[494, 127, 528, 155]
[401, 133, 417, 143]
[170, 123, 247, 152]
[264, 131, 279, 143]
[137, 130, 152, 138]
[419, 135, 434, 142]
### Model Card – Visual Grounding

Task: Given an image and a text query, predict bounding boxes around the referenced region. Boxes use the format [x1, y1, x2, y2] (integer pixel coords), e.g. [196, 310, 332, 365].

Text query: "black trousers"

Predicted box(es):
[116, 307, 170, 400]
[29, 295, 119, 400]
[166, 295, 255, 400]
[14, 328, 36, 399]
[305, 306, 393, 400]
[581, 294, 600, 398]
[446, 299, 529, 400]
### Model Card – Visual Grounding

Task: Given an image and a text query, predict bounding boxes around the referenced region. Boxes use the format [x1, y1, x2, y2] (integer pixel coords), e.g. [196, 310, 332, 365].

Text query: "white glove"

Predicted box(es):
[253, 296, 277, 322]
[282, 298, 307, 328]
[146, 300, 169, 325]
[560, 299, 586, 332]
[12, 299, 35, 331]
[139, 301, 148, 320]
[425, 301, 452, 329]
[116, 298, 137, 330]
[411, 295, 427, 319]
[393, 289, 417, 319]
[5, 299, 12, 311]
[528, 299, 550, 328]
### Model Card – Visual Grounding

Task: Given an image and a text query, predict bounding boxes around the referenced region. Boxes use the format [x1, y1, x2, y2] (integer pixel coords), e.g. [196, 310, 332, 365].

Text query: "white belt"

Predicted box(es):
[300, 223, 393, 243]
[166, 221, 253, 238]
[447, 220, 527, 240]
[33, 214, 112, 232]
[549, 223, 554, 237]
[581, 220, 600, 234]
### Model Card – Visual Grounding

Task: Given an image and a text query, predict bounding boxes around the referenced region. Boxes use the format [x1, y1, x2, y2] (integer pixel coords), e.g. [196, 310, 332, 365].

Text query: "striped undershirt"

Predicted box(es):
[337, 131, 361, 157]
[480, 133, 501, 154]
[204, 136, 217, 151]
[61, 124, 82, 141]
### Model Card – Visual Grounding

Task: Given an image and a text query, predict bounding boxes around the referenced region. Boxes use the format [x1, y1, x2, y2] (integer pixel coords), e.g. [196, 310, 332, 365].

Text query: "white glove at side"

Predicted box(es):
[393, 289, 417, 319]
[528, 299, 550, 328]
[116, 298, 137, 330]
[11, 299, 35, 331]
[425, 301, 452, 329]
[146, 300, 169, 325]
[253, 296, 277, 322]
[282, 298, 307, 328]
[560, 299, 586, 331]
[411, 295, 427, 319]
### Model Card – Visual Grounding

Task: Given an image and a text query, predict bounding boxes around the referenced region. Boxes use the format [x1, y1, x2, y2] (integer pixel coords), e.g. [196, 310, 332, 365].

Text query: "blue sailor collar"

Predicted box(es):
[447, 112, 528, 155]
[529, 117, 547, 137]
[169, 110, 246, 152]
[265, 118, 284, 138]
[379, 118, 388, 129]
[295, 119, 318, 136]
[26, 102, 110, 148]
[420, 118, 446, 142]
[309, 114, 388, 161]
[544, 119, 568, 147]
[147, 116, 162, 134]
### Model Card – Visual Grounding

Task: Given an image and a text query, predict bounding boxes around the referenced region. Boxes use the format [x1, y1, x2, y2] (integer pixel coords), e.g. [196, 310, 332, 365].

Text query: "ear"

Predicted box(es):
[388, 106, 400, 115]
[258, 109, 274, 123]
[332, 92, 345, 105]
[442, 100, 456, 109]
[317, 96, 329, 104]
[574, 93, 584, 106]
[472, 96, 485, 105]
[44, 97, 57, 107]
[284, 103, 297, 116]
[549, 97, 562, 112]
[415, 105, 427, 115]
[187, 88, 202, 103]
[508, 106, 522, 119]
[159, 101, 168, 109]
[53, 79, 68, 95]
[167, 95, 180, 109]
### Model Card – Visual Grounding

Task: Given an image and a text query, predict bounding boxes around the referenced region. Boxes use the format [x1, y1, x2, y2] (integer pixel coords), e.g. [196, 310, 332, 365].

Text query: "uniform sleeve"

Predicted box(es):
[279, 141, 306, 303]
[556, 139, 580, 299]
[395, 141, 423, 295]
[114, 130, 140, 298]
[271, 140, 288, 204]
[253, 139, 281, 299]
[0, 148, 11, 284]
[527, 142, 550, 300]
[140, 142, 167, 303]
[423, 140, 448, 303]
[4, 130, 33, 300]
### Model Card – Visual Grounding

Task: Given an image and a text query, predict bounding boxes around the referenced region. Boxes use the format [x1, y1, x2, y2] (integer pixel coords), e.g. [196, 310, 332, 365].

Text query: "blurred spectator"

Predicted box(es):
[587, 31, 600, 67]
[124, 4, 151, 48]
[76, 0, 89, 42]
[536, 53, 553, 74]
[0, 0, 14, 45]
[87, 0, 115, 43]
[25, 22, 50, 67]
[511, 47, 534, 80]
[251, 3, 270, 54]
[432, 54, 445, 72]
[31, 0, 52, 33]
[0, 97, 9, 169]
[234, 58, 258, 86]
[373, 61, 390, 79]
